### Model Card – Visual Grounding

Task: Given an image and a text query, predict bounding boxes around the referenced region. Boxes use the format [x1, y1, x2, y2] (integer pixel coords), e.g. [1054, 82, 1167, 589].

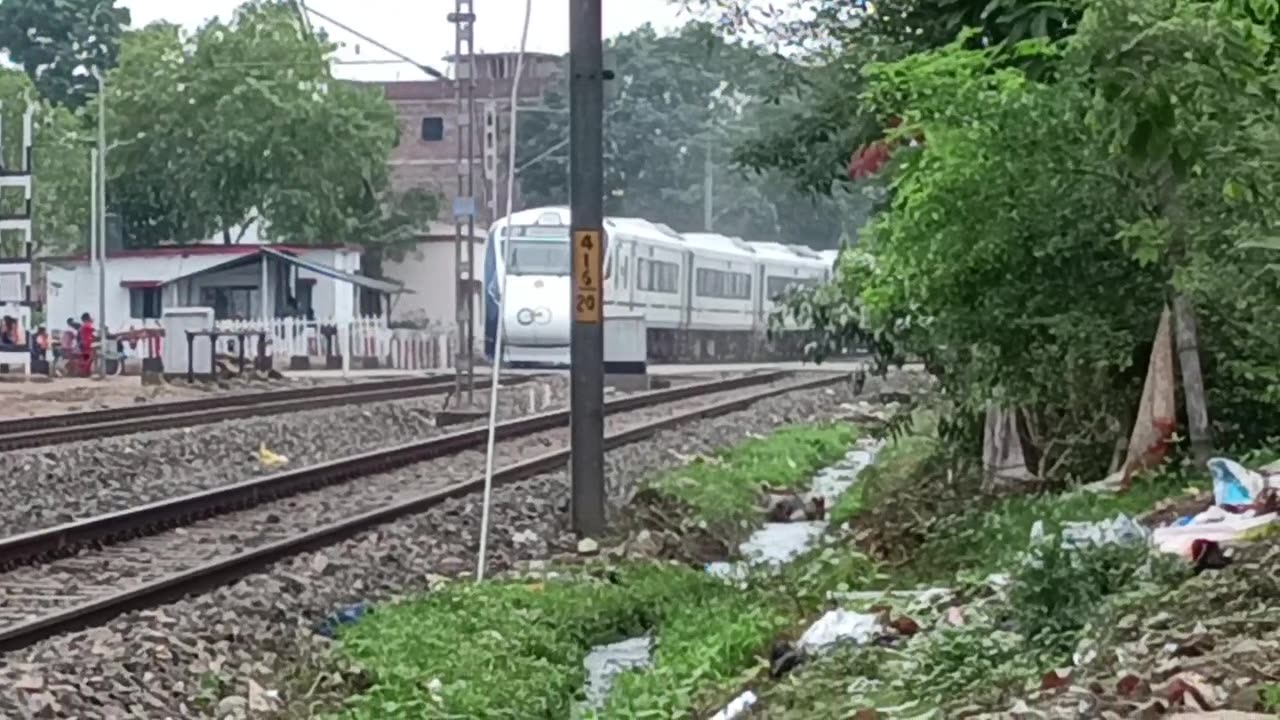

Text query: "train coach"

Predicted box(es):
[483, 206, 833, 367]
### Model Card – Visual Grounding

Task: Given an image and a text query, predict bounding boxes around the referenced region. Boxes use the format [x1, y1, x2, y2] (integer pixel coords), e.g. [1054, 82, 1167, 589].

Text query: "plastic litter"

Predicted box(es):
[1028, 513, 1150, 549]
[797, 609, 881, 655]
[1152, 505, 1278, 558]
[314, 602, 371, 638]
[1145, 458, 1280, 560]
[1208, 457, 1274, 505]
[256, 443, 288, 469]
[579, 636, 652, 711]
[709, 690, 758, 720]
[1061, 514, 1150, 549]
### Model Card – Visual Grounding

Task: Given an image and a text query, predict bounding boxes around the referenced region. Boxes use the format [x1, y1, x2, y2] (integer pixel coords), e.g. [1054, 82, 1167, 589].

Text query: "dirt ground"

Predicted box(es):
[0, 376, 217, 419]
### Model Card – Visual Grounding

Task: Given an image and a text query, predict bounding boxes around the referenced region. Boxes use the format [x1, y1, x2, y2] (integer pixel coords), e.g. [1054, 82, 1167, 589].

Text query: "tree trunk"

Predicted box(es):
[1158, 168, 1213, 467]
[222, 227, 232, 245]
[1172, 293, 1212, 466]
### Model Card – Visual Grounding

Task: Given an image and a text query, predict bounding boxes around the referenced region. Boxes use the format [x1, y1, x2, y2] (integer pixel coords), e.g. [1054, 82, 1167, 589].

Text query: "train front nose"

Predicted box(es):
[501, 277, 571, 347]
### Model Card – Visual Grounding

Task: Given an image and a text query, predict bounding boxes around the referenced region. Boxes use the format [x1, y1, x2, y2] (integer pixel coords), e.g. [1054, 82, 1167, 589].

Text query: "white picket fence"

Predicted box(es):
[213, 316, 457, 371]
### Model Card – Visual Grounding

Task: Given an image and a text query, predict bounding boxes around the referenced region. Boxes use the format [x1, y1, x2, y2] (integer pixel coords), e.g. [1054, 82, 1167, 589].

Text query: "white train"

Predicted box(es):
[483, 206, 835, 367]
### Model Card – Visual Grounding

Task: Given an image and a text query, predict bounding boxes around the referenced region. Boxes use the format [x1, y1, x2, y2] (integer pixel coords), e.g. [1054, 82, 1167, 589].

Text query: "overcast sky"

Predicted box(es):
[121, 0, 690, 81]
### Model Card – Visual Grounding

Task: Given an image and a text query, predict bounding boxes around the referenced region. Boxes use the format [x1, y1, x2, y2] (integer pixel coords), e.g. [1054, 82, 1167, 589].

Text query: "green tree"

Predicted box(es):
[1067, 0, 1280, 461]
[843, 40, 1163, 472]
[682, 0, 1081, 194]
[103, 1, 399, 247]
[0, 0, 131, 108]
[356, 187, 441, 279]
[770, 0, 1280, 467]
[517, 22, 853, 247]
[0, 69, 90, 255]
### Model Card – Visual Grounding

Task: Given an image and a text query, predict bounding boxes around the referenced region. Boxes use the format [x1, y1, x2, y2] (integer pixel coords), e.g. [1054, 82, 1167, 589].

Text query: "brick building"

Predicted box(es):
[366, 51, 563, 230]
[368, 52, 563, 341]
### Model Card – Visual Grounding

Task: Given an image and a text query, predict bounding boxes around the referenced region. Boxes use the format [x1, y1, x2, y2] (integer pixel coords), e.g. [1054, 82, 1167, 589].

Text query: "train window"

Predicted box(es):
[638, 258, 679, 293]
[657, 262, 679, 293]
[696, 268, 751, 299]
[620, 255, 628, 289]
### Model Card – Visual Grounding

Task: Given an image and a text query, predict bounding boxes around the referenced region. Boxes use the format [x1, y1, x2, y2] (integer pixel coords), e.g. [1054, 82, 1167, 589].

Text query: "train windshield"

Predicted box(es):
[501, 225, 571, 276]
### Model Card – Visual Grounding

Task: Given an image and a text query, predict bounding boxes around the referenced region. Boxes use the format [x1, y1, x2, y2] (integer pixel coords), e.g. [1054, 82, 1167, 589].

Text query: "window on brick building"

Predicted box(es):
[421, 117, 444, 142]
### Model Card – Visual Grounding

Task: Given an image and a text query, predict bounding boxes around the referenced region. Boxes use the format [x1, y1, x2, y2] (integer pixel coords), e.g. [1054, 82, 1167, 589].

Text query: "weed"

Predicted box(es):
[1261, 684, 1280, 712]
[1008, 537, 1188, 657]
[649, 422, 858, 531]
[597, 586, 789, 718]
[828, 431, 938, 527]
[195, 672, 228, 710]
[332, 565, 725, 719]
[900, 470, 1201, 583]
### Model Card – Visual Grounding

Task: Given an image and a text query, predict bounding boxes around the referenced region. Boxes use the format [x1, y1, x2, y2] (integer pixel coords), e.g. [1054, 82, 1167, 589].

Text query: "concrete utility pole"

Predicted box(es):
[703, 139, 714, 231]
[569, 0, 606, 537]
[449, 0, 478, 405]
[94, 70, 108, 379]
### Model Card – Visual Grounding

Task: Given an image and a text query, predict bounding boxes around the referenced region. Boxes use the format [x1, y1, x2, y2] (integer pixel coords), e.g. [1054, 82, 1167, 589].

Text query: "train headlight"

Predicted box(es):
[516, 308, 535, 325]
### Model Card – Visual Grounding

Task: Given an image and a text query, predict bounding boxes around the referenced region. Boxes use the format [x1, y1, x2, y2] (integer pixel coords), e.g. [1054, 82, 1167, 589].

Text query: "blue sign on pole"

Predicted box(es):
[452, 196, 476, 219]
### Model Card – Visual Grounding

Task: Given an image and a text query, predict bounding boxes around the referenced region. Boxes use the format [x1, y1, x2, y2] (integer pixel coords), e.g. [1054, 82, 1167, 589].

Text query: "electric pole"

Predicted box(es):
[569, 0, 606, 537]
[449, 0, 477, 404]
[703, 139, 714, 231]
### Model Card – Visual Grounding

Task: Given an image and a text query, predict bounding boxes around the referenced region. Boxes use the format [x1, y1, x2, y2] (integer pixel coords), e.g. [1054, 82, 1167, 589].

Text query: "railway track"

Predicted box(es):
[0, 369, 849, 652]
[0, 375, 516, 451]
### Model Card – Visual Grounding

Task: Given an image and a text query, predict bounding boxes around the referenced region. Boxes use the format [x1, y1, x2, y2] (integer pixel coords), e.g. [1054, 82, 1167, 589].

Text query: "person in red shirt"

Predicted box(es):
[77, 312, 96, 376]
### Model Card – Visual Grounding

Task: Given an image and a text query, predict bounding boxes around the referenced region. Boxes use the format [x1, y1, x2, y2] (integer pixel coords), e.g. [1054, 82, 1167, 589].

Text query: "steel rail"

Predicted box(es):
[0, 370, 792, 570]
[0, 370, 846, 653]
[0, 375, 514, 451]
[0, 376, 458, 433]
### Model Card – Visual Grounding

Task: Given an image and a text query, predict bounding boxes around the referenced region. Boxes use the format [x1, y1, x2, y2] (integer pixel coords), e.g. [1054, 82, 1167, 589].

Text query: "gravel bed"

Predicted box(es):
[0, 367, 909, 720]
[0, 376, 570, 537]
[0, 374, 835, 627]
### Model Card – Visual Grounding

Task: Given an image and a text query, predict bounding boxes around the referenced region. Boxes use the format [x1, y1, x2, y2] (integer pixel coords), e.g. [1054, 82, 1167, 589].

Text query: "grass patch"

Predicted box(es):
[648, 422, 858, 529]
[829, 432, 936, 526]
[324, 422, 867, 720]
[599, 583, 790, 718]
[331, 565, 733, 719]
[330, 562, 809, 720]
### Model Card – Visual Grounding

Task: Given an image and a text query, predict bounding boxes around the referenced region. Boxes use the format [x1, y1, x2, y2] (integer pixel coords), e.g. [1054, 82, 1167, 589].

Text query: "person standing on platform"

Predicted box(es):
[78, 312, 96, 376]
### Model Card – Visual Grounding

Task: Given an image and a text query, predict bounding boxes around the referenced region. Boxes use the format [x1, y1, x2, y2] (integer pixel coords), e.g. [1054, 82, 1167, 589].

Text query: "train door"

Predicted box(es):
[627, 240, 638, 308]
[753, 263, 767, 332]
[682, 249, 695, 329]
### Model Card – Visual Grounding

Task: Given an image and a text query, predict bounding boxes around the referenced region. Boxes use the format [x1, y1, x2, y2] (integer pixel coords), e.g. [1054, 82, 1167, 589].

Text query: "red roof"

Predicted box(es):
[41, 243, 363, 264]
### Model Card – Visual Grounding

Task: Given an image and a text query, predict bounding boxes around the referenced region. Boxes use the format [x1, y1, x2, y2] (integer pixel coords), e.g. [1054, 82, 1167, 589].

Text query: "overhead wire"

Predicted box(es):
[476, 0, 535, 582]
[289, 0, 535, 581]
[299, 1, 447, 78]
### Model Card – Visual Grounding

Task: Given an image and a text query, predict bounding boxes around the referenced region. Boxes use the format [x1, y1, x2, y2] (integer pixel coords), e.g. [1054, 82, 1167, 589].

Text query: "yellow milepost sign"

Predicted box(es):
[573, 229, 603, 323]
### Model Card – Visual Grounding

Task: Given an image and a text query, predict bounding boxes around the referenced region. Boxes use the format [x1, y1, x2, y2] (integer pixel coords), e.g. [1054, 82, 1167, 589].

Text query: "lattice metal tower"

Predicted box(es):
[449, 0, 478, 403]
[0, 103, 36, 306]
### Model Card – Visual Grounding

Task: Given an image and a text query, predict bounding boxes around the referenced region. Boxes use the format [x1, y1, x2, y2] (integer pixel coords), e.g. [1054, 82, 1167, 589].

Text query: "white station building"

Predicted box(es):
[41, 242, 403, 335]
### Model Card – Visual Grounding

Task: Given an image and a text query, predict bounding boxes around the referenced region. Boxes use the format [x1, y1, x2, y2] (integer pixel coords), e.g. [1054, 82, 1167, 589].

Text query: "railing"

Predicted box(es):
[78, 316, 458, 373]
[212, 316, 457, 371]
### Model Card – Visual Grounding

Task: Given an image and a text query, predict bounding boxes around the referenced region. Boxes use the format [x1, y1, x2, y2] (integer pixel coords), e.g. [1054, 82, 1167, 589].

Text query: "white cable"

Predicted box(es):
[476, 0, 534, 582]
